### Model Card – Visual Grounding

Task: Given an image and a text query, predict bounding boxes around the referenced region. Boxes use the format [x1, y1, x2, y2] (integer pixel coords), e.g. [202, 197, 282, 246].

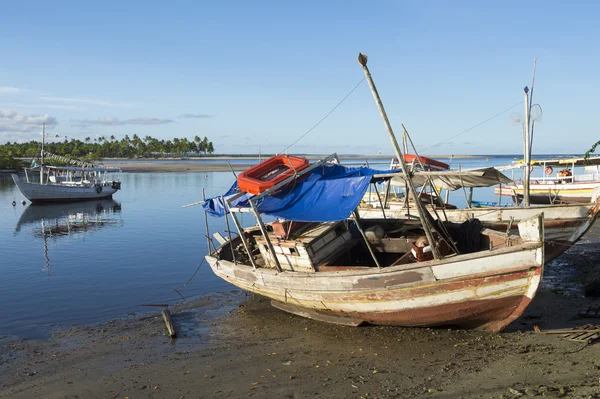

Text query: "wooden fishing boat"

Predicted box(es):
[237, 155, 309, 194]
[206, 214, 544, 332]
[396, 154, 450, 171]
[358, 165, 600, 264]
[200, 54, 545, 332]
[360, 199, 600, 264]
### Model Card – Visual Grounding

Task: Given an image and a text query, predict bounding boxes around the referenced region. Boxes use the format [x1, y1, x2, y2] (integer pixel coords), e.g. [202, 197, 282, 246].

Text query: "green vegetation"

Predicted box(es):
[584, 140, 600, 161]
[0, 148, 27, 169]
[0, 134, 215, 160]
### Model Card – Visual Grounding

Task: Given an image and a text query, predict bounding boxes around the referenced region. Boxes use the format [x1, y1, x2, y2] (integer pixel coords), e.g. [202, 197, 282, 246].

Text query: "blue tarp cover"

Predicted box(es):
[202, 164, 398, 222]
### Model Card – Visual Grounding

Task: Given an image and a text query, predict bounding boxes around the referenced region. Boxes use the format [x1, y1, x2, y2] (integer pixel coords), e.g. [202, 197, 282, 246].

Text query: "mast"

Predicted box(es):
[40, 123, 46, 185]
[357, 53, 441, 259]
[523, 87, 530, 206]
[522, 58, 537, 207]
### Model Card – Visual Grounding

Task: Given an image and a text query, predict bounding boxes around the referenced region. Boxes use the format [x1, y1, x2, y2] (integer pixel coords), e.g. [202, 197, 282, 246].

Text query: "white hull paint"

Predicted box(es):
[206, 216, 545, 332]
[12, 174, 118, 202]
[359, 201, 600, 263]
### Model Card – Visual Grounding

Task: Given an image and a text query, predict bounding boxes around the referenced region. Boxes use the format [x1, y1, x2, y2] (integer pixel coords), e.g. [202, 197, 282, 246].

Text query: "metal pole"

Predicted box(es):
[226, 198, 257, 269]
[365, 159, 386, 219]
[40, 123, 45, 184]
[358, 53, 440, 258]
[402, 123, 449, 222]
[222, 196, 236, 264]
[248, 199, 283, 272]
[352, 210, 381, 269]
[523, 87, 531, 206]
[202, 188, 213, 253]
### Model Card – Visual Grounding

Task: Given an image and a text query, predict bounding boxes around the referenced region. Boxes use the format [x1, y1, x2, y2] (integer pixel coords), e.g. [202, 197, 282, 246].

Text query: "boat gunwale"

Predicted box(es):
[207, 239, 542, 279]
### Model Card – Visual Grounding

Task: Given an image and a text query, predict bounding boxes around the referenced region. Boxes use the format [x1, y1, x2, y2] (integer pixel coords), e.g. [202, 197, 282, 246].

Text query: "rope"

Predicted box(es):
[280, 78, 366, 153]
[420, 100, 524, 153]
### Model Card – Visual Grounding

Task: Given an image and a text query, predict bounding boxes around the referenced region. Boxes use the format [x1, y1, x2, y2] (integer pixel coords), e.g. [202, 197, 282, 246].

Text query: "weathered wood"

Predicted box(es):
[352, 211, 381, 269]
[141, 304, 169, 307]
[212, 232, 226, 245]
[533, 325, 600, 335]
[162, 308, 176, 338]
[225, 197, 257, 269]
[249, 199, 283, 272]
[358, 53, 440, 259]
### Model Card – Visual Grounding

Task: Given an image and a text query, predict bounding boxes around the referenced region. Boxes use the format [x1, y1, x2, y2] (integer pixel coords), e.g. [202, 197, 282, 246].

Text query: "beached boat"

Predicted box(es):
[358, 168, 600, 264]
[11, 125, 122, 203]
[202, 155, 545, 332]
[200, 54, 545, 332]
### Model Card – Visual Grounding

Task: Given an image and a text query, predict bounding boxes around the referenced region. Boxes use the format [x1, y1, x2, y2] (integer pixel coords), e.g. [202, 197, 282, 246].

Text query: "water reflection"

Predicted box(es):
[15, 200, 123, 276]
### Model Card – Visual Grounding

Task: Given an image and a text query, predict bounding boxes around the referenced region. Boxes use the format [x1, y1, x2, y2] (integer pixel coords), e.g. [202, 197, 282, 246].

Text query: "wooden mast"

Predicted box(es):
[357, 53, 441, 259]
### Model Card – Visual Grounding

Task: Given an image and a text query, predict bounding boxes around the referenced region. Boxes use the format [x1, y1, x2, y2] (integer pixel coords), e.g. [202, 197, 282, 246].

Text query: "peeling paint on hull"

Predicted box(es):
[206, 243, 543, 332]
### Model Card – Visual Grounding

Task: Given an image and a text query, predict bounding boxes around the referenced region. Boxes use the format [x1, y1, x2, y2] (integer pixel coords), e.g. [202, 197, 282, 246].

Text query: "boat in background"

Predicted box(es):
[15, 199, 122, 235]
[359, 167, 600, 264]
[495, 156, 600, 204]
[11, 124, 122, 203]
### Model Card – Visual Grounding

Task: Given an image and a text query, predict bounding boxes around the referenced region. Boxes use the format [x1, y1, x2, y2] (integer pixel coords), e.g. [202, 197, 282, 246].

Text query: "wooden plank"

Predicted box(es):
[162, 308, 176, 338]
[249, 199, 283, 273]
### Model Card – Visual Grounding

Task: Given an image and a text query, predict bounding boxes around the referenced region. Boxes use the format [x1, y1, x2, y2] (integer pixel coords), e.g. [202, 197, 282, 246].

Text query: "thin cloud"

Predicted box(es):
[40, 96, 131, 108]
[0, 110, 59, 133]
[0, 86, 28, 94]
[0, 102, 84, 111]
[179, 113, 213, 119]
[70, 117, 174, 128]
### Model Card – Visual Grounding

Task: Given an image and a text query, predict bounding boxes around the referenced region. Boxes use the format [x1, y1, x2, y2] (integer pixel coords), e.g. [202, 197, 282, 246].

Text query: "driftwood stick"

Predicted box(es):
[162, 308, 177, 338]
[533, 325, 600, 335]
[141, 304, 169, 307]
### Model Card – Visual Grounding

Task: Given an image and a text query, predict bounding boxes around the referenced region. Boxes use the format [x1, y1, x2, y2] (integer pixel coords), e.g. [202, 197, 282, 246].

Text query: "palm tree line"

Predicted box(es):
[0, 134, 215, 160]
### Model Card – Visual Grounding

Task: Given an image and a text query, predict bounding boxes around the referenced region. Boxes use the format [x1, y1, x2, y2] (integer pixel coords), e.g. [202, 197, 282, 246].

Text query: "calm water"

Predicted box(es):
[0, 155, 583, 338]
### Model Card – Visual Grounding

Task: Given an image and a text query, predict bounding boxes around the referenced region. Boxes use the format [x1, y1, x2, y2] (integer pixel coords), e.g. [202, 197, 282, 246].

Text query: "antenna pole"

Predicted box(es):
[357, 53, 441, 259]
[523, 87, 531, 206]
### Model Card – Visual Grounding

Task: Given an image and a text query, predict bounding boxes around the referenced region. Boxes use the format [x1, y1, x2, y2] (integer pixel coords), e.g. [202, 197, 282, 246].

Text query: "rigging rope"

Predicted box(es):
[280, 78, 366, 154]
[420, 100, 524, 153]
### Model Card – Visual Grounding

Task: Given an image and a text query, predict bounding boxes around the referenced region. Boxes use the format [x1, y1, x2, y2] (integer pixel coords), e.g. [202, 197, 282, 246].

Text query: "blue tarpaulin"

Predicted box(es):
[202, 164, 399, 222]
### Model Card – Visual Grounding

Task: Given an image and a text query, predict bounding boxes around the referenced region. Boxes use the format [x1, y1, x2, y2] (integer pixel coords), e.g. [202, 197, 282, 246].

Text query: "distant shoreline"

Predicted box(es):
[102, 154, 489, 173]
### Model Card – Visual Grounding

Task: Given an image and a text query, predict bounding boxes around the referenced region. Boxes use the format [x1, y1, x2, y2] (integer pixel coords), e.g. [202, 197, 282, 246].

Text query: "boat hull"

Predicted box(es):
[206, 241, 543, 332]
[495, 182, 600, 204]
[12, 174, 118, 203]
[359, 201, 600, 263]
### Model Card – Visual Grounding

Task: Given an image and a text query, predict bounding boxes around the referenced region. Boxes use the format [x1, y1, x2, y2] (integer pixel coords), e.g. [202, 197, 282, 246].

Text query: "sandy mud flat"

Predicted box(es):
[2, 232, 600, 398]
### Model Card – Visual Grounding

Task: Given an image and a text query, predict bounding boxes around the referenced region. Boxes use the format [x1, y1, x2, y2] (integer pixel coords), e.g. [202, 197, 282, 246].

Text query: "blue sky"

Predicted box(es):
[1, 0, 599, 155]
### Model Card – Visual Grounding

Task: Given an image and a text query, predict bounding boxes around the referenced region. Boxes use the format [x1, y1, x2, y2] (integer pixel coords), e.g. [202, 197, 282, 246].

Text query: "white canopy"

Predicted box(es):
[373, 167, 513, 190]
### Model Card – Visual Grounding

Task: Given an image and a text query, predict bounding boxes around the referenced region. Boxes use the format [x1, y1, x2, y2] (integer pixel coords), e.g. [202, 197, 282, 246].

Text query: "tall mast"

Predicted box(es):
[357, 53, 441, 259]
[523, 87, 530, 206]
[40, 123, 46, 185]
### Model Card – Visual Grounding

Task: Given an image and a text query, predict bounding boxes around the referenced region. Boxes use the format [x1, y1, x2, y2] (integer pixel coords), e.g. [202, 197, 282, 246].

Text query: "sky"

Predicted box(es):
[1, 0, 599, 155]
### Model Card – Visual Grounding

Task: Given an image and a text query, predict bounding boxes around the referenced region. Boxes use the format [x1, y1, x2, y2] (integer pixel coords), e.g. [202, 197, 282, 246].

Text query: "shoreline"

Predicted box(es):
[2, 227, 600, 397]
[1, 288, 599, 398]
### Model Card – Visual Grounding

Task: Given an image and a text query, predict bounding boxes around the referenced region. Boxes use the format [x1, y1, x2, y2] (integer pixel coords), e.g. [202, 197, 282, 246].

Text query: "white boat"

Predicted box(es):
[12, 165, 122, 203]
[495, 156, 600, 204]
[358, 168, 600, 264]
[11, 124, 122, 203]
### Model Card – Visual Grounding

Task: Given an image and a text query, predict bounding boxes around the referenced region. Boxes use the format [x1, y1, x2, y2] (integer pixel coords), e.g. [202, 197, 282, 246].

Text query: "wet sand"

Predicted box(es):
[2, 232, 600, 398]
